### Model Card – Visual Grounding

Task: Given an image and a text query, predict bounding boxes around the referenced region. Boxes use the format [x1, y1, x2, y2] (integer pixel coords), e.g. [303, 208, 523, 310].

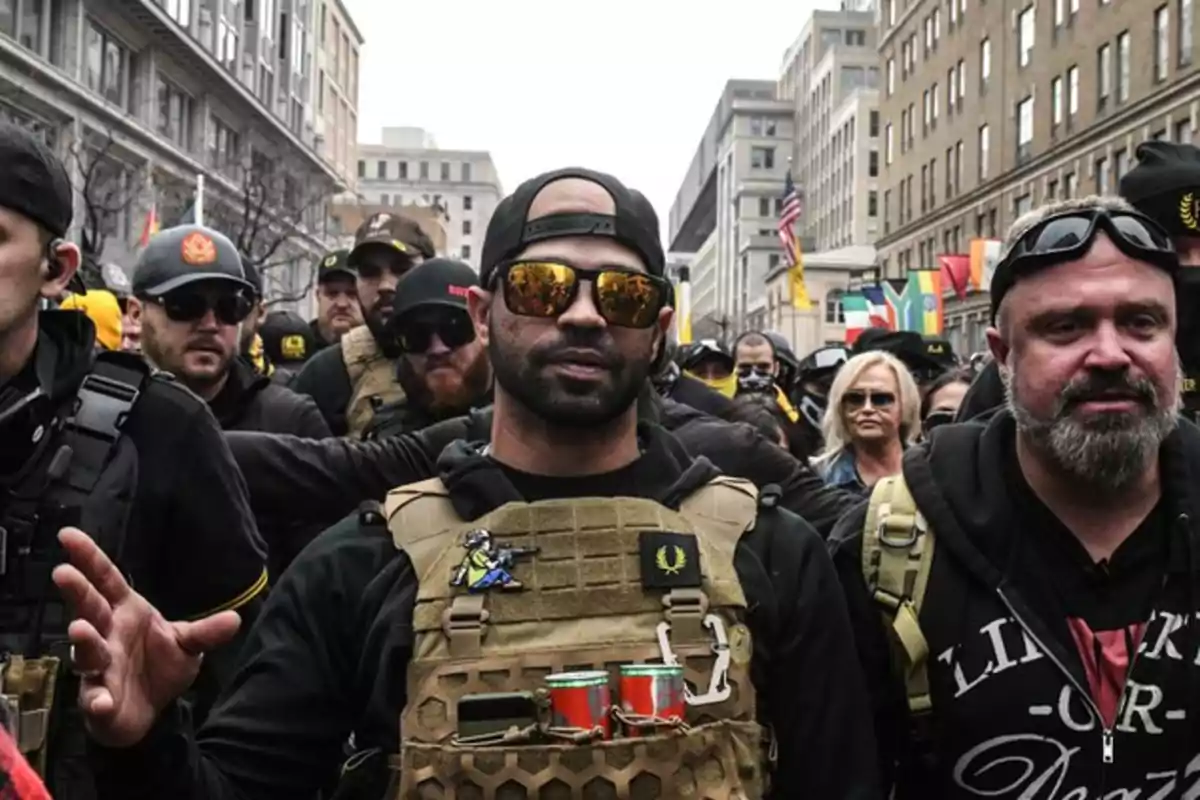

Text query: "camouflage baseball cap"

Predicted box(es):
[349, 212, 435, 266]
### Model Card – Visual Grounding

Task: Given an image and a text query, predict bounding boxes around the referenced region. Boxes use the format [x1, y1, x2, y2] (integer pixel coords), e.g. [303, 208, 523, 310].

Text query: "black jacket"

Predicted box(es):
[955, 360, 1004, 423]
[211, 357, 331, 438]
[92, 424, 881, 799]
[668, 372, 734, 417]
[225, 399, 858, 563]
[288, 342, 352, 435]
[829, 413, 1200, 798]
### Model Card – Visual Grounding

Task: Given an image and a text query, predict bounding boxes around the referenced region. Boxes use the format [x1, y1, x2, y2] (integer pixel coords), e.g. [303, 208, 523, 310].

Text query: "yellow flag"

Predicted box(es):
[789, 242, 813, 310]
[674, 282, 693, 344]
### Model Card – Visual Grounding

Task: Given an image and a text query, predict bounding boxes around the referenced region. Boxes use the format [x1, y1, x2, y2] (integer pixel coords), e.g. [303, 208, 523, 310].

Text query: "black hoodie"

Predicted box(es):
[92, 424, 881, 799]
[209, 356, 331, 438]
[829, 412, 1200, 799]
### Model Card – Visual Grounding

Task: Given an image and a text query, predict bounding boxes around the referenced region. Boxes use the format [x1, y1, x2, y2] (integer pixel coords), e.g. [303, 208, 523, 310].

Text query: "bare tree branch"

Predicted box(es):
[69, 127, 148, 288]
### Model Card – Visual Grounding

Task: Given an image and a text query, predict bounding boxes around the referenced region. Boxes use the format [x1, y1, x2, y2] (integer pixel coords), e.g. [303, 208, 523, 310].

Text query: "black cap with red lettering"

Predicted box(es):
[391, 258, 479, 322]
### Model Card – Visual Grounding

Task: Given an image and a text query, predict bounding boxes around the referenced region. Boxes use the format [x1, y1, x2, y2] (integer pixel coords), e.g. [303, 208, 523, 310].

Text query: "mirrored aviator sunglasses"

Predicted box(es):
[153, 289, 253, 325]
[1007, 209, 1177, 276]
[496, 260, 669, 329]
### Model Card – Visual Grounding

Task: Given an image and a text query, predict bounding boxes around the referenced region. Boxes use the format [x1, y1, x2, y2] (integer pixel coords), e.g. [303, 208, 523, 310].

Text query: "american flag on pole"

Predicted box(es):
[778, 171, 812, 309]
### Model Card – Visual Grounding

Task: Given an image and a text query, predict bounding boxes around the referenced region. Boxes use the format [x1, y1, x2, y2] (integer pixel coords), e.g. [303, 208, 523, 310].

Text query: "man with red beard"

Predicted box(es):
[362, 258, 492, 439]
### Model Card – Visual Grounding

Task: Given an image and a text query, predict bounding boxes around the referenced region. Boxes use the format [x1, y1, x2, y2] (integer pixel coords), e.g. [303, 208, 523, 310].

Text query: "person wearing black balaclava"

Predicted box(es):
[1119, 140, 1200, 422]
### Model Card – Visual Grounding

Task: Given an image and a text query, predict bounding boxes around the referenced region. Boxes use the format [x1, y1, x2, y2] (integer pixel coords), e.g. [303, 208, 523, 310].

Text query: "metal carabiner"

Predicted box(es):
[686, 614, 732, 706]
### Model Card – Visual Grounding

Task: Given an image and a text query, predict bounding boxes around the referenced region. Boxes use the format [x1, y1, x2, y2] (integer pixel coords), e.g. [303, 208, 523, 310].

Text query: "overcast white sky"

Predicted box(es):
[343, 0, 832, 238]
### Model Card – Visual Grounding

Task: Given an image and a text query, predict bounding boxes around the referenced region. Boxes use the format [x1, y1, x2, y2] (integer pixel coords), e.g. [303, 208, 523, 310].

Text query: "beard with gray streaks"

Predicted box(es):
[1002, 358, 1182, 491]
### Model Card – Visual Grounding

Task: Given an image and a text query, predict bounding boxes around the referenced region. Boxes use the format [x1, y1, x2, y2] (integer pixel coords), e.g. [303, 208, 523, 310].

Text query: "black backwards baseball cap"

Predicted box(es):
[0, 122, 73, 239]
[391, 258, 480, 322]
[317, 248, 355, 282]
[479, 167, 666, 287]
[1119, 141, 1200, 237]
[350, 212, 436, 266]
[132, 224, 254, 297]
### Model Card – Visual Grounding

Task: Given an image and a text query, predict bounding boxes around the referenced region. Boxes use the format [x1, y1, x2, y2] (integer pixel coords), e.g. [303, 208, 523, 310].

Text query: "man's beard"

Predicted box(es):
[1003, 361, 1180, 491]
[396, 349, 492, 420]
[363, 296, 399, 357]
[489, 319, 653, 430]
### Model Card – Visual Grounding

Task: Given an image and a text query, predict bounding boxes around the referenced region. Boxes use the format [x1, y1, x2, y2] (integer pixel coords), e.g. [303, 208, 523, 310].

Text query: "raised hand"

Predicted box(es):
[51, 527, 242, 748]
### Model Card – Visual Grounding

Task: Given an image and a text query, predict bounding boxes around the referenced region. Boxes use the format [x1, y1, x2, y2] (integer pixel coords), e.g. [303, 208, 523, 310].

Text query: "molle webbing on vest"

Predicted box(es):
[383, 477, 768, 799]
[340, 325, 405, 439]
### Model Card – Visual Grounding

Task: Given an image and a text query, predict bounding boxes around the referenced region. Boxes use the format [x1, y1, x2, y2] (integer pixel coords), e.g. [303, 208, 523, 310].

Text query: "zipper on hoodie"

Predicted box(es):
[997, 586, 1147, 767]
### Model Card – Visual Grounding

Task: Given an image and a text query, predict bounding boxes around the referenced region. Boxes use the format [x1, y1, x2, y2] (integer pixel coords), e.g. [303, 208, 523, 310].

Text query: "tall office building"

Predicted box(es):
[667, 80, 795, 338]
[0, 0, 358, 311]
[877, 0, 1199, 353]
[778, 7, 883, 250]
[355, 127, 503, 268]
[311, 0, 363, 191]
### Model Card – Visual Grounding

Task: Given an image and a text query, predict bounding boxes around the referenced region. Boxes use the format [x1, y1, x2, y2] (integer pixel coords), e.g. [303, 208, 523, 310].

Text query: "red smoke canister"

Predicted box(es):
[545, 670, 612, 739]
[619, 664, 686, 736]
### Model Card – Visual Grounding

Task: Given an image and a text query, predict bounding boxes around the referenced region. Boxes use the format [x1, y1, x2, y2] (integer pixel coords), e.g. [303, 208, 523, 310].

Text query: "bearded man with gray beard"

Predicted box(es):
[828, 195, 1200, 799]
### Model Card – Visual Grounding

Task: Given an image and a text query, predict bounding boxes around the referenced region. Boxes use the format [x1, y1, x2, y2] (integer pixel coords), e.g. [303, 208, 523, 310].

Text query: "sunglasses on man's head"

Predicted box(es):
[1001, 209, 1177, 280]
[491, 259, 670, 329]
[144, 289, 253, 325]
[842, 390, 896, 411]
[394, 310, 476, 354]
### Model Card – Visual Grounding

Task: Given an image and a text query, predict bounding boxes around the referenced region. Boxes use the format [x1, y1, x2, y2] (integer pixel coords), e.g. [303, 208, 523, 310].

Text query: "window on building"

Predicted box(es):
[1051, 76, 1063, 130]
[978, 124, 990, 179]
[1065, 171, 1078, 197]
[758, 197, 771, 217]
[1047, 179, 1059, 200]
[825, 289, 845, 324]
[462, 220, 472, 235]
[1014, 193, 1033, 216]
[461, 244, 472, 260]
[869, 149, 879, 176]
[887, 59, 895, 95]
[1096, 156, 1111, 194]
[979, 39, 991, 91]
[207, 115, 240, 175]
[1054, 0, 1065, 27]
[1098, 43, 1112, 110]
[846, 28, 866, 46]
[164, 0, 191, 26]
[1115, 148, 1130, 180]
[156, 75, 193, 149]
[440, 162, 451, 181]
[380, 193, 390, 205]
[419, 161, 429, 179]
[85, 21, 133, 109]
[1068, 65, 1080, 117]
[357, 159, 365, 178]
[869, 110, 880, 136]
[398, 161, 408, 179]
[885, 124, 894, 165]
[376, 160, 387, 179]
[1018, 7, 1035, 67]
[868, 190, 878, 216]
[1116, 31, 1130, 102]
[1182, 0, 1195, 65]
[750, 147, 775, 169]
[957, 59, 966, 101]
[463, 195, 473, 211]
[1156, 6, 1171, 80]
[1016, 97, 1034, 162]
[461, 162, 472, 182]
[1178, 118, 1194, 143]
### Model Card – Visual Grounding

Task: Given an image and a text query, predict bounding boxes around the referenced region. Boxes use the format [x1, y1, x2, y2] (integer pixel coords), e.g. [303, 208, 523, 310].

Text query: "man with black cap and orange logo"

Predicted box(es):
[126, 224, 330, 438]
[1119, 140, 1200, 422]
[309, 247, 362, 351]
[291, 212, 435, 437]
[60, 166, 878, 800]
[361, 258, 493, 439]
[0, 123, 269, 796]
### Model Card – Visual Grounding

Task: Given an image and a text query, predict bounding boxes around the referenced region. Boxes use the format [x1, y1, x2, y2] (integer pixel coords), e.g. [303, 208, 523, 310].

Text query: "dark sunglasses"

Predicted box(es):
[491, 260, 670, 329]
[922, 409, 955, 433]
[144, 289, 253, 325]
[394, 311, 476, 353]
[843, 390, 896, 410]
[999, 209, 1177, 283]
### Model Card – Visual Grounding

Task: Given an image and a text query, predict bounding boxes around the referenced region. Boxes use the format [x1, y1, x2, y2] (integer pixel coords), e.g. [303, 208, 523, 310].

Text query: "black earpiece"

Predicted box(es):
[45, 238, 65, 281]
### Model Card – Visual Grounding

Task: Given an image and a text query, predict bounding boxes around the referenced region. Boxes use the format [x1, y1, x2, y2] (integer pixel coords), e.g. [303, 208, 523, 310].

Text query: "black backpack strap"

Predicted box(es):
[53, 352, 151, 548]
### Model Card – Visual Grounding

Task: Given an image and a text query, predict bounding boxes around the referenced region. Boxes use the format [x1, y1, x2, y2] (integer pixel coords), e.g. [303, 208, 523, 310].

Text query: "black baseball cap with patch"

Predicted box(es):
[132, 224, 254, 297]
[317, 248, 355, 282]
[349, 212, 436, 266]
[479, 167, 665, 288]
[260, 310, 316, 365]
[1119, 141, 1200, 237]
[391, 258, 480, 322]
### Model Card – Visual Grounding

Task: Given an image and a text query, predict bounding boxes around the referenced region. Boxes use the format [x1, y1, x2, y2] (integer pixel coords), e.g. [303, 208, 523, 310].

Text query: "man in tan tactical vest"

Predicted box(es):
[54, 167, 881, 800]
[291, 212, 436, 437]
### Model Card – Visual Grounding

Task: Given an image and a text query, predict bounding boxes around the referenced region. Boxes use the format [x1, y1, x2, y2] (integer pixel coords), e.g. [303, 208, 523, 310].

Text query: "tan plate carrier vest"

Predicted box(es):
[383, 476, 769, 800]
[341, 325, 406, 439]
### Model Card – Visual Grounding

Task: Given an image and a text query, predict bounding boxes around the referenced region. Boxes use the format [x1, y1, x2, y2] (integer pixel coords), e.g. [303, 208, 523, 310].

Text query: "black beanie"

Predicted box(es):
[1119, 141, 1200, 237]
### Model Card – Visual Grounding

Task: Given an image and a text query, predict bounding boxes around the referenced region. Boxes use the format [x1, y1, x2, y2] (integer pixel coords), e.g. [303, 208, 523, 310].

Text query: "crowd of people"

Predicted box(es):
[1, 118, 1200, 799]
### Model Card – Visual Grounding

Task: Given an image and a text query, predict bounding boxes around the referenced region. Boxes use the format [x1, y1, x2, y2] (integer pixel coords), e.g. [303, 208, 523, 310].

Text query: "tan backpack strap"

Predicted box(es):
[341, 326, 375, 381]
[861, 474, 936, 715]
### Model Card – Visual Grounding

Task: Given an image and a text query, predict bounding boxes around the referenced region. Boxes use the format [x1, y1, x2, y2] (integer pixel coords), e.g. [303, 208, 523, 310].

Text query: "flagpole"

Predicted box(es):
[195, 174, 205, 226]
